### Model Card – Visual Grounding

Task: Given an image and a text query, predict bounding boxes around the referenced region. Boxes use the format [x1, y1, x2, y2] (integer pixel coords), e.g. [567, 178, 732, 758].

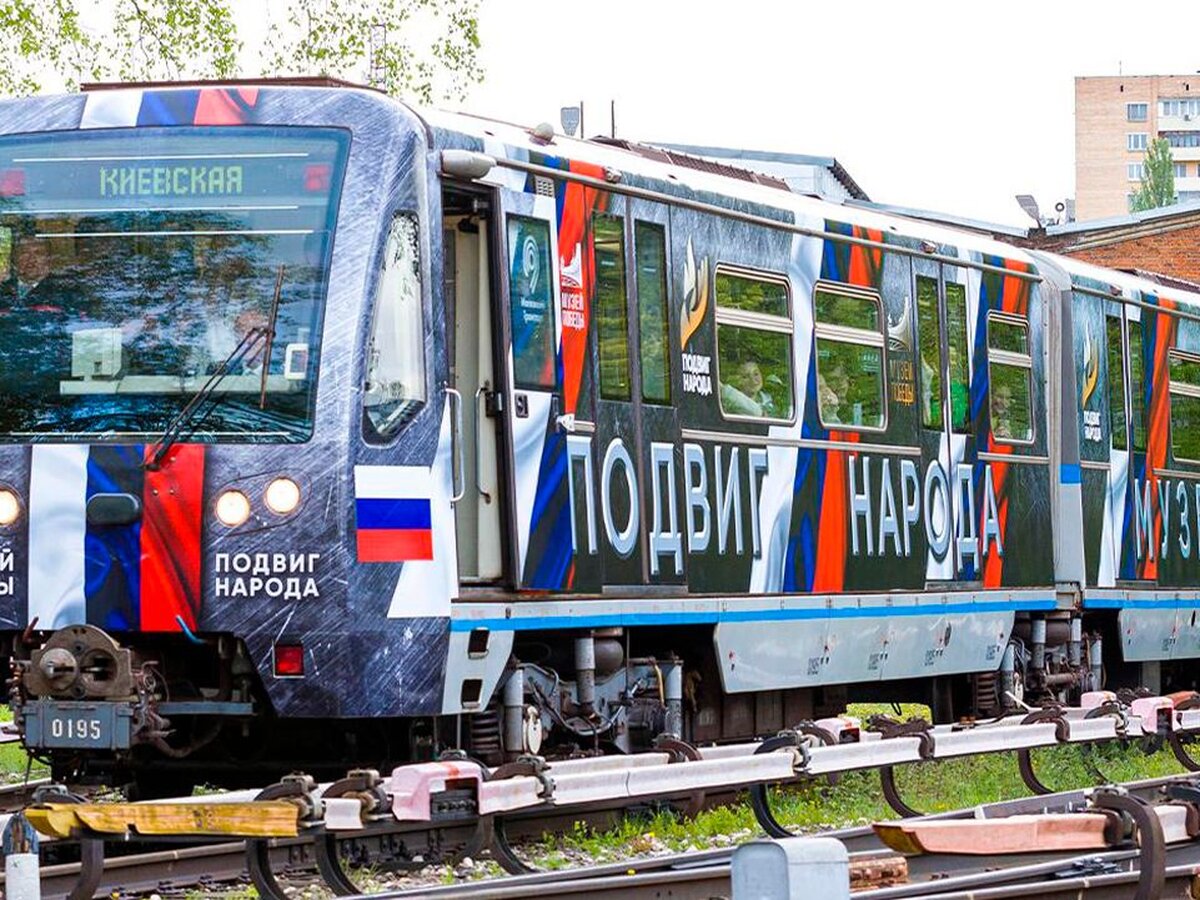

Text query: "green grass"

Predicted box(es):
[0, 703, 49, 782]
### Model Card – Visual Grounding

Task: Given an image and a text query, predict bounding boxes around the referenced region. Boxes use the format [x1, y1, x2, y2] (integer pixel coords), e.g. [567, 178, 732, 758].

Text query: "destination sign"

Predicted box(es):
[99, 164, 245, 198]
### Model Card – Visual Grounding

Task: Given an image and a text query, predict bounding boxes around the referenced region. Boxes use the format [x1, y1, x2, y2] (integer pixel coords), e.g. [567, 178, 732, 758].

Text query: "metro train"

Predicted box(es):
[0, 78, 1197, 793]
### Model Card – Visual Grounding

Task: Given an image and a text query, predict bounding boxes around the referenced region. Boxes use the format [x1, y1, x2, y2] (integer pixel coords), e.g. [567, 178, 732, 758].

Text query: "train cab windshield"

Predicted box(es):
[0, 125, 349, 442]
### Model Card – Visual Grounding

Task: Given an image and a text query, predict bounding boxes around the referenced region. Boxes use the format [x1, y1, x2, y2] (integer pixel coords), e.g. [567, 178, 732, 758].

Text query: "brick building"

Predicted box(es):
[1030, 200, 1200, 285]
[851, 199, 1200, 286]
[1076, 74, 1200, 221]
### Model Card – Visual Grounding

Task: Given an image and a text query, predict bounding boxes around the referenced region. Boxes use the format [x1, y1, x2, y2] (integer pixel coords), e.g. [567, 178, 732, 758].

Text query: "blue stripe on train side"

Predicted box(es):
[354, 498, 432, 530]
[450, 598, 1058, 632]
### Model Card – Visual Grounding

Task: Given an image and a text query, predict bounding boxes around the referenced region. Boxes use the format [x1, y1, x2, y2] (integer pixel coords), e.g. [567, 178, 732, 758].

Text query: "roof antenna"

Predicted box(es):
[369, 23, 387, 89]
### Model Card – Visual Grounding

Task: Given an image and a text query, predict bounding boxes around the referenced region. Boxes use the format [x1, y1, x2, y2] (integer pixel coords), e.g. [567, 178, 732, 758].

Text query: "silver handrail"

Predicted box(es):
[474, 384, 492, 504]
[445, 387, 465, 503]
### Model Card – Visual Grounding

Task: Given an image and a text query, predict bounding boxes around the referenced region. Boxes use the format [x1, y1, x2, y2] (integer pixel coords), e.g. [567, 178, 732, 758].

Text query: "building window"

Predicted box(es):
[1127, 132, 1148, 151]
[507, 215, 556, 389]
[1175, 163, 1189, 178]
[593, 213, 631, 401]
[634, 221, 671, 405]
[1165, 131, 1200, 148]
[1127, 163, 1145, 181]
[1170, 352, 1200, 462]
[715, 267, 794, 421]
[987, 314, 1033, 444]
[1161, 98, 1200, 118]
[1127, 102, 1148, 121]
[813, 284, 885, 430]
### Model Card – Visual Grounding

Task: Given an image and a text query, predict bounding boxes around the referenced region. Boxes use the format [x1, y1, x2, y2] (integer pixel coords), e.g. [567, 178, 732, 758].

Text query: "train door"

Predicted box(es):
[443, 187, 502, 581]
[497, 184, 598, 591]
[589, 195, 647, 585]
[1118, 303, 1150, 580]
[1101, 299, 1131, 579]
[913, 260, 976, 581]
[629, 199, 684, 587]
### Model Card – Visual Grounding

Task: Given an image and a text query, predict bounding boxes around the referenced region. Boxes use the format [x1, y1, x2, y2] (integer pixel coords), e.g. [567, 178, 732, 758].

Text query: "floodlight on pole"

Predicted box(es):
[1015, 194, 1042, 226]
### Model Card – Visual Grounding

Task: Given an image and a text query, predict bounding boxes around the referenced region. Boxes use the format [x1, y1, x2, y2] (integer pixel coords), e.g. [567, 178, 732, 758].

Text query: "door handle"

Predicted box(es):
[445, 387, 465, 503]
[474, 385, 492, 504]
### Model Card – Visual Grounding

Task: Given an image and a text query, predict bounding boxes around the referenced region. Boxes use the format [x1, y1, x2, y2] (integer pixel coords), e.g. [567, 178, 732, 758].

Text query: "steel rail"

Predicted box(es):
[12, 772, 1183, 899]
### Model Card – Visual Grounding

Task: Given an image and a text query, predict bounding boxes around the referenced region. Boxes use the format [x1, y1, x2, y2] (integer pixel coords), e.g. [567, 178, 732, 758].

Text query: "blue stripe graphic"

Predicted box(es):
[355, 498, 431, 530]
[450, 598, 1057, 632]
[84, 445, 143, 631]
[1084, 597, 1200, 610]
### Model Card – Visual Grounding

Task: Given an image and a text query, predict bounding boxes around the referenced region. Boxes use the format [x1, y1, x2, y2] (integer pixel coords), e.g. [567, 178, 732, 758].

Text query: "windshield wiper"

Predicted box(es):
[142, 266, 285, 472]
[144, 264, 286, 471]
[144, 324, 270, 471]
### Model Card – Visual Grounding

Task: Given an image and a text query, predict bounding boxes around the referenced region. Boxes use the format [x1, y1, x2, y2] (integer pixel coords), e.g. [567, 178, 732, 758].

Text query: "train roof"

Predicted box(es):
[421, 107, 1041, 271]
[1041, 251, 1200, 313]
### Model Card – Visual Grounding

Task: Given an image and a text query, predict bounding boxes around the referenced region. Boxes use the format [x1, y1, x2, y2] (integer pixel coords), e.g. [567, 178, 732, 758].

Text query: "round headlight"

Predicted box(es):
[0, 489, 20, 526]
[264, 477, 301, 515]
[215, 490, 251, 527]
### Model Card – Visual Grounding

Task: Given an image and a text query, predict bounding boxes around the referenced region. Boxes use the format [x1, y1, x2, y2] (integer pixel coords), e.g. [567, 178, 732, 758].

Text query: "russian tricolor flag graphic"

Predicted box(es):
[27, 445, 205, 631]
[354, 466, 435, 563]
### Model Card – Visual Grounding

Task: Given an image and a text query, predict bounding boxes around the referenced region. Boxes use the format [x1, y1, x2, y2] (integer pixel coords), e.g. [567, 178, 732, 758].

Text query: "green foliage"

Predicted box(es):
[0, 0, 483, 102]
[265, 0, 483, 104]
[1130, 137, 1177, 212]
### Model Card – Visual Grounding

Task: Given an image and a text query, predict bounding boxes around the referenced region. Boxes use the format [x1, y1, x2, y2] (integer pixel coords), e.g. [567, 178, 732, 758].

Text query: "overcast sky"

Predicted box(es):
[451, 0, 1200, 226]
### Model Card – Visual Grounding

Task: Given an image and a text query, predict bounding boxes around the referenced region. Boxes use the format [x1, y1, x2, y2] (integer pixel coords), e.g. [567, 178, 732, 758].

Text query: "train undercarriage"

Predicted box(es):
[3, 606, 1197, 796]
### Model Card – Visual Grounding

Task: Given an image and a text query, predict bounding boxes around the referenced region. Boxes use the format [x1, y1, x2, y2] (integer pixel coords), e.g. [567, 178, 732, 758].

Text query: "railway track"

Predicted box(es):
[15, 690, 1200, 898]
[0, 778, 50, 814]
[14, 773, 1195, 899]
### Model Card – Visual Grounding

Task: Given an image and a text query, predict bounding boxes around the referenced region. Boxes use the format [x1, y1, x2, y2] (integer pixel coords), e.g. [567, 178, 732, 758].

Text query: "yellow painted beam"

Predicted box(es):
[26, 801, 300, 839]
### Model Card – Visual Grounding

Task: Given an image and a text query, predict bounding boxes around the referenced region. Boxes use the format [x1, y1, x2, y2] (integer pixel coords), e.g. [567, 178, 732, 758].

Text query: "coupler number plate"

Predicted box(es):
[22, 699, 134, 750]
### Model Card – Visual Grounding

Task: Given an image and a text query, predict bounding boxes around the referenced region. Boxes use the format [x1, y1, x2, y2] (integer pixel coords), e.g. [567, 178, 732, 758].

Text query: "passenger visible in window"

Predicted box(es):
[992, 382, 1015, 439]
[818, 360, 853, 425]
[5, 237, 54, 306]
[720, 358, 765, 417]
[733, 360, 777, 417]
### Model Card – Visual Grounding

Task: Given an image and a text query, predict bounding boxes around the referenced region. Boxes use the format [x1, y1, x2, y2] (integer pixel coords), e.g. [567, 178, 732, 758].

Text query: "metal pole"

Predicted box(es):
[3, 813, 41, 900]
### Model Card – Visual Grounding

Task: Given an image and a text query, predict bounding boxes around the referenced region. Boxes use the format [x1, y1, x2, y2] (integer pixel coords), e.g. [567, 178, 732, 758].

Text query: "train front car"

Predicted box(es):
[0, 84, 447, 791]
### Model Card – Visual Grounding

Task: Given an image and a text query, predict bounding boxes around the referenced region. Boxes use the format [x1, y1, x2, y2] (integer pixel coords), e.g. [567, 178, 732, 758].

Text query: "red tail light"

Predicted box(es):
[274, 643, 304, 676]
[303, 164, 331, 193]
[0, 169, 25, 197]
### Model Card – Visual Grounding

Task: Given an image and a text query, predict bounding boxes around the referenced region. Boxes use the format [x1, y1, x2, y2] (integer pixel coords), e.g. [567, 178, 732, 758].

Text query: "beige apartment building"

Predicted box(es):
[1076, 74, 1200, 220]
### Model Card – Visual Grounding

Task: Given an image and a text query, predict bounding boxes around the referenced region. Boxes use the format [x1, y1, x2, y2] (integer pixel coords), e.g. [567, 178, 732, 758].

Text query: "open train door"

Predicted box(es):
[443, 184, 504, 583]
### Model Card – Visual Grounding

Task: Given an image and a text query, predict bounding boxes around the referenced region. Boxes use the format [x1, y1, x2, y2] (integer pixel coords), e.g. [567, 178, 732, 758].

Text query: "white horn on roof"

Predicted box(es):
[441, 149, 495, 181]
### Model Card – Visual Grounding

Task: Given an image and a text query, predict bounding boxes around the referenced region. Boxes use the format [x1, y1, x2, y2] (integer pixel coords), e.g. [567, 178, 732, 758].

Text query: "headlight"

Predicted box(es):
[0, 489, 20, 526]
[264, 477, 301, 515]
[215, 490, 251, 527]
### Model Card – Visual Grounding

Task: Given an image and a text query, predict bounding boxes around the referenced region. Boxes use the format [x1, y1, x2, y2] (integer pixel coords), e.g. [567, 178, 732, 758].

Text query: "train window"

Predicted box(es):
[363, 214, 426, 442]
[1169, 351, 1200, 462]
[1106, 316, 1128, 450]
[1129, 320, 1147, 452]
[594, 213, 631, 401]
[635, 221, 671, 405]
[715, 268, 794, 421]
[506, 216, 555, 388]
[986, 314, 1033, 444]
[916, 276, 942, 429]
[946, 282, 971, 433]
[813, 284, 885, 430]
